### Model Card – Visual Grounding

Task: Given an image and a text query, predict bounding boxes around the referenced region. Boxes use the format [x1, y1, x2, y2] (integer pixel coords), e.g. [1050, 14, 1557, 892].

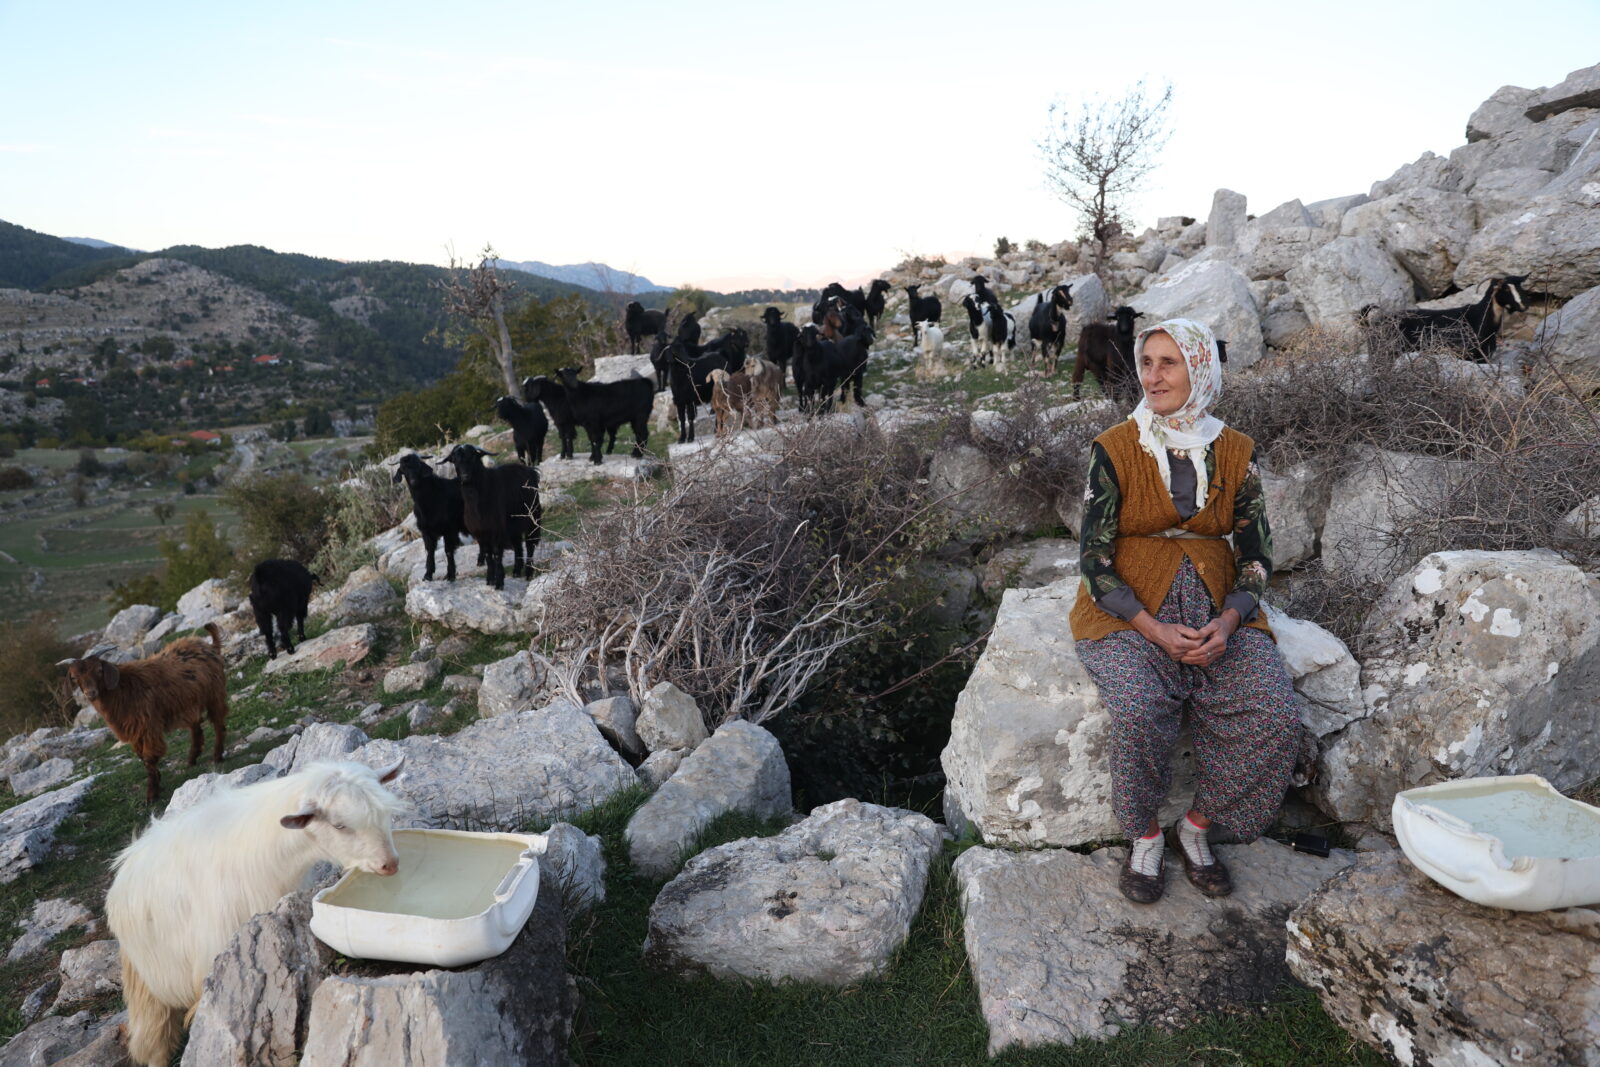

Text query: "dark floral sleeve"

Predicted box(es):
[1227, 450, 1273, 622]
[1078, 442, 1141, 619]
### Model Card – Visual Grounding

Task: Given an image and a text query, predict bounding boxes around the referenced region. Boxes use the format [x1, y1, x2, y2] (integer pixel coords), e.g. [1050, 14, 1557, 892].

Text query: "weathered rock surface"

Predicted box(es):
[1320, 449, 1470, 585]
[300, 888, 575, 1066]
[626, 720, 791, 878]
[1286, 234, 1415, 326]
[1133, 259, 1264, 368]
[0, 776, 96, 883]
[1340, 188, 1477, 297]
[978, 538, 1079, 598]
[1288, 849, 1600, 1067]
[1536, 280, 1600, 380]
[636, 682, 709, 753]
[956, 839, 1353, 1054]
[1317, 550, 1600, 827]
[478, 650, 548, 718]
[6, 897, 94, 961]
[50, 939, 121, 1012]
[383, 657, 442, 694]
[585, 695, 644, 758]
[357, 705, 637, 830]
[645, 799, 941, 985]
[261, 624, 377, 676]
[941, 579, 1363, 847]
[405, 579, 525, 634]
[181, 887, 332, 1067]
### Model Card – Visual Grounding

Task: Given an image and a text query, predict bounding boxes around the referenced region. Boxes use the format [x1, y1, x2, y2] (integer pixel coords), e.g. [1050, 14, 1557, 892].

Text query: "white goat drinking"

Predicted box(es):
[106, 758, 406, 1067]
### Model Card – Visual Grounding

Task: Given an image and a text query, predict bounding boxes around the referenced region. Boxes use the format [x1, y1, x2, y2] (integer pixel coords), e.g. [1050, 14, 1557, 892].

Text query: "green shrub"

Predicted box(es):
[0, 613, 76, 738]
[223, 471, 333, 565]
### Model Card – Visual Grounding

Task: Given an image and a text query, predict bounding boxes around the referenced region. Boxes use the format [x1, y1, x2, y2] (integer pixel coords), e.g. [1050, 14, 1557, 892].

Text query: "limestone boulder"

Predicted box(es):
[626, 720, 791, 878]
[0, 777, 96, 883]
[1286, 235, 1415, 327]
[636, 682, 709, 753]
[978, 538, 1079, 598]
[180, 886, 332, 1067]
[1536, 281, 1600, 381]
[1288, 849, 1600, 1067]
[941, 579, 1362, 847]
[1454, 145, 1600, 298]
[300, 888, 575, 1066]
[645, 799, 941, 985]
[405, 579, 525, 634]
[956, 839, 1353, 1055]
[1320, 449, 1471, 586]
[356, 705, 637, 830]
[103, 604, 161, 647]
[1340, 188, 1478, 298]
[1316, 550, 1600, 828]
[1133, 259, 1264, 368]
[261, 624, 377, 676]
[1205, 188, 1247, 248]
[1466, 83, 1538, 142]
[477, 650, 549, 719]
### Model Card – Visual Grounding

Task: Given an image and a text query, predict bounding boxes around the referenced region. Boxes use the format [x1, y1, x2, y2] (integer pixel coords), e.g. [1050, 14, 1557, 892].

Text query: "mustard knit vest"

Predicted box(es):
[1069, 420, 1274, 642]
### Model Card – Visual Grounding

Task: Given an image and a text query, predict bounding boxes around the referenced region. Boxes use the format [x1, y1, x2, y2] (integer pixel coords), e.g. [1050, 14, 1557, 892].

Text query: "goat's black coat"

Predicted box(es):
[441, 444, 542, 589]
[523, 375, 579, 461]
[761, 307, 799, 391]
[393, 452, 472, 581]
[624, 301, 668, 355]
[493, 394, 549, 466]
[248, 559, 315, 660]
[1392, 276, 1529, 361]
[556, 366, 653, 464]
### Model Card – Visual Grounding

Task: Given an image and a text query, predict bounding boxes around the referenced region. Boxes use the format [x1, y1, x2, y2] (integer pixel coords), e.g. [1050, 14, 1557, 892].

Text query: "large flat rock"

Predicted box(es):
[1288, 849, 1600, 1067]
[955, 839, 1353, 1055]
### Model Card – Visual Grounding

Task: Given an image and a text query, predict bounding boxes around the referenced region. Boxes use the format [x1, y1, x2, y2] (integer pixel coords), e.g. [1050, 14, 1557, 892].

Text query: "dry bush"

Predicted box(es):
[946, 381, 1123, 513]
[530, 417, 952, 727]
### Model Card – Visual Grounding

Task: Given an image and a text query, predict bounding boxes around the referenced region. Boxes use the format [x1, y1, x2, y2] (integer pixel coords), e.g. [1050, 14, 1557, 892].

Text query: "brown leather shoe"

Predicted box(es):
[1119, 845, 1165, 904]
[1172, 824, 1233, 897]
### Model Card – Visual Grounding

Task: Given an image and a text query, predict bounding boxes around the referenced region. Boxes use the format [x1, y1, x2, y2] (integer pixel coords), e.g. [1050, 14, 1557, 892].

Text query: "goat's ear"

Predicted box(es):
[99, 660, 119, 691]
[280, 809, 316, 830]
[376, 756, 405, 784]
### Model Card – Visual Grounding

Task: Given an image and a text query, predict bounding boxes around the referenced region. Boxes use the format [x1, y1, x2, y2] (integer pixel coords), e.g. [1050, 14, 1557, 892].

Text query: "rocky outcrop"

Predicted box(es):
[626, 720, 791, 878]
[1288, 849, 1600, 1067]
[1316, 550, 1600, 828]
[956, 839, 1353, 1055]
[0, 776, 96, 883]
[941, 579, 1363, 847]
[1133, 259, 1264, 368]
[300, 888, 575, 1066]
[261, 624, 377, 676]
[644, 800, 941, 985]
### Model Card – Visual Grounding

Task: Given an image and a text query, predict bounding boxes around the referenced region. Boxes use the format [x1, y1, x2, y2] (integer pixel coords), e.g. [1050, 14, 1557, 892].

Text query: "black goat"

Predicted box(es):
[555, 366, 654, 464]
[674, 311, 702, 347]
[1028, 284, 1074, 374]
[493, 394, 548, 466]
[864, 279, 892, 331]
[1393, 276, 1529, 361]
[523, 375, 578, 461]
[905, 285, 943, 345]
[761, 307, 799, 391]
[392, 452, 471, 581]
[624, 301, 668, 355]
[441, 444, 541, 590]
[248, 559, 315, 660]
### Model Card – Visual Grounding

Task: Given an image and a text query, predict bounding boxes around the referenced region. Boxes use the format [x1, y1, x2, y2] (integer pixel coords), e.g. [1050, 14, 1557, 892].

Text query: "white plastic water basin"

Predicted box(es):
[1392, 774, 1600, 911]
[311, 828, 542, 967]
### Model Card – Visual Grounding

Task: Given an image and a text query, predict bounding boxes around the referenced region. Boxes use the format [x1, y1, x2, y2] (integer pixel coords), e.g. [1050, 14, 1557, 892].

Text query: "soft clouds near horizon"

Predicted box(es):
[1, 1, 1595, 289]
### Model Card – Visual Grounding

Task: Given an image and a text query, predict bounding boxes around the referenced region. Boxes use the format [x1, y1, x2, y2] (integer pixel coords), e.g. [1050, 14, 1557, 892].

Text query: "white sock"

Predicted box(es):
[1178, 815, 1214, 866]
[1129, 831, 1164, 876]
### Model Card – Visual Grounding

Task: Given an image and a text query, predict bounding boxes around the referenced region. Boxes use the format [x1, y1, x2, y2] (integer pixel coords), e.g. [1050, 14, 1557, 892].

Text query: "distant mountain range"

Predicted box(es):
[496, 258, 670, 294]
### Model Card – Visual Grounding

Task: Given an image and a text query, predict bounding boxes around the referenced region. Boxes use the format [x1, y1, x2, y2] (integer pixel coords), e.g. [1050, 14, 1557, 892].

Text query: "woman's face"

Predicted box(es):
[1140, 331, 1191, 416]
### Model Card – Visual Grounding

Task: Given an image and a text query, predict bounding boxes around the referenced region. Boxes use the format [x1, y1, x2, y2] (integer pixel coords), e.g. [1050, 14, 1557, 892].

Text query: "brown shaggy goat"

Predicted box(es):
[63, 623, 230, 803]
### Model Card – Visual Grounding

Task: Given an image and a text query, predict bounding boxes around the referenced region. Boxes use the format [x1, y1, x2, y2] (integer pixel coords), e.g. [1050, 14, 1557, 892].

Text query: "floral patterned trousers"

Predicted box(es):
[1074, 558, 1302, 840]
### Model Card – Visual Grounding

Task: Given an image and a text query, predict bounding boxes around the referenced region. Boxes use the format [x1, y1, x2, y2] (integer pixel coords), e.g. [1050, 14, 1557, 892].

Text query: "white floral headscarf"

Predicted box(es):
[1128, 318, 1226, 512]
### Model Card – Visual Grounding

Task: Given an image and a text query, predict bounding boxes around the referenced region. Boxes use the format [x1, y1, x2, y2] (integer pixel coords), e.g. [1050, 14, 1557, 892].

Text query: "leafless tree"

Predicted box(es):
[1039, 80, 1174, 273]
[439, 244, 520, 397]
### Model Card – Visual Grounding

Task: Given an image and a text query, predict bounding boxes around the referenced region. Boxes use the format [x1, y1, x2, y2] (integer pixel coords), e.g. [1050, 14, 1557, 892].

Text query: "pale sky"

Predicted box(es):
[2, 1, 1596, 290]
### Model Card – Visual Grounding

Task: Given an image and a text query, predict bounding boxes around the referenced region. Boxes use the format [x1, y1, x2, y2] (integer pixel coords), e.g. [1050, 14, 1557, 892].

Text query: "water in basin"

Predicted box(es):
[1419, 780, 1600, 860]
[321, 831, 530, 921]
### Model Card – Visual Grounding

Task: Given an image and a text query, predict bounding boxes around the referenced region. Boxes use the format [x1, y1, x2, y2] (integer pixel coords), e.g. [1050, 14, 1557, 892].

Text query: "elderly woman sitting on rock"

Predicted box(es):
[1071, 318, 1300, 904]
